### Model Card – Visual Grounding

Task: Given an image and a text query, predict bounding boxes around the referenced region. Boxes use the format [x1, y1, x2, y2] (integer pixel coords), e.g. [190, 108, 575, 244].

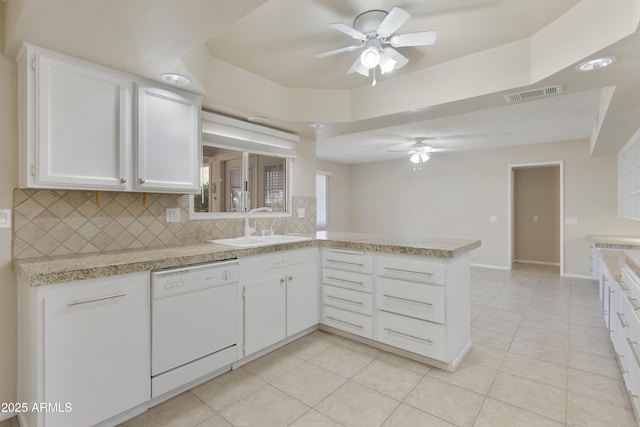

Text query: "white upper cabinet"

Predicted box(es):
[136, 83, 200, 192]
[18, 44, 201, 194]
[619, 127, 640, 220]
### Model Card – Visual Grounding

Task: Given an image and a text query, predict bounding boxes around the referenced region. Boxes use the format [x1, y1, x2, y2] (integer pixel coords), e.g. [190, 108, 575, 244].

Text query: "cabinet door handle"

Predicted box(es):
[288, 276, 294, 281]
[620, 280, 630, 291]
[138, 178, 146, 184]
[326, 276, 364, 287]
[617, 311, 629, 328]
[383, 328, 433, 344]
[383, 267, 433, 277]
[630, 298, 640, 311]
[326, 316, 363, 329]
[616, 352, 629, 374]
[627, 338, 640, 368]
[120, 177, 127, 183]
[67, 293, 127, 307]
[383, 294, 433, 307]
[326, 259, 364, 268]
[327, 294, 364, 306]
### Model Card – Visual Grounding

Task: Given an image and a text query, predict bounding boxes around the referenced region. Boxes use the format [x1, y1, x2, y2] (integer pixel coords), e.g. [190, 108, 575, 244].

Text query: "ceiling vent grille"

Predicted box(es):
[504, 85, 562, 103]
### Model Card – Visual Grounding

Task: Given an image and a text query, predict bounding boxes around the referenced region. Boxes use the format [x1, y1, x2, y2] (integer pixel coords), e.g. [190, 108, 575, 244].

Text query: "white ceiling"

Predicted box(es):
[4, 0, 640, 164]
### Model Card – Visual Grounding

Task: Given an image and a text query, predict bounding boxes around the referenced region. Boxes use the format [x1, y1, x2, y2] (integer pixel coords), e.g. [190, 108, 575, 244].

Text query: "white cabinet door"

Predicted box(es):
[287, 265, 320, 337]
[43, 273, 150, 427]
[244, 276, 287, 356]
[136, 83, 200, 193]
[33, 54, 130, 190]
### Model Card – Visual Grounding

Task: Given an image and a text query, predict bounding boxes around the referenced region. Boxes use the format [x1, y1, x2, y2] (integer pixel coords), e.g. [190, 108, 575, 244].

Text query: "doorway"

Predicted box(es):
[507, 162, 564, 275]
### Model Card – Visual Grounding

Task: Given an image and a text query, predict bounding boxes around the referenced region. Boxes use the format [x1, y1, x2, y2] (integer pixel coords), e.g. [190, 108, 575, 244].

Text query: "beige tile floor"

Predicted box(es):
[5, 263, 637, 427]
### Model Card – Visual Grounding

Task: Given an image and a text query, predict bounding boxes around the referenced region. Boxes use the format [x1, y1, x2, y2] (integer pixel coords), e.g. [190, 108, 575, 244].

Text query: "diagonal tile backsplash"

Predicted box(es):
[13, 189, 317, 259]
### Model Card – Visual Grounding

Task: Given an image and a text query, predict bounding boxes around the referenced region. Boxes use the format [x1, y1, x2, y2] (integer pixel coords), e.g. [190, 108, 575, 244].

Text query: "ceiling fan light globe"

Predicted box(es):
[360, 47, 381, 69]
[410, 153, 420, 164]
[379, 55, 397, 74]
[420, 153, 430, 162]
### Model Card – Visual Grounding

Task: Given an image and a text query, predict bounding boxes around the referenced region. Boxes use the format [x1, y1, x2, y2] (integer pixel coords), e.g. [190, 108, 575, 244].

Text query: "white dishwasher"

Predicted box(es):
[151, 259, 238, 397]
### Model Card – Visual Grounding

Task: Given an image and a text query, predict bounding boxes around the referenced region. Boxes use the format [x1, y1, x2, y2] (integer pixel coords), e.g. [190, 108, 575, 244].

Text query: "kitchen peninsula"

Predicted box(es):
[15, 232, 480, 427]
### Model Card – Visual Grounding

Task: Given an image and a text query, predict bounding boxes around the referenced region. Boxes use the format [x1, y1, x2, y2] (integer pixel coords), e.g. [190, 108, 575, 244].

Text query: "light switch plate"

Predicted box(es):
[166, 208, 181, 223]
[297, 208, 305, 219]
[489, 216, 498, 223]
[533, 215, 539, 222]
[0, 209, 11, 228]
[565, 217, 578, 225]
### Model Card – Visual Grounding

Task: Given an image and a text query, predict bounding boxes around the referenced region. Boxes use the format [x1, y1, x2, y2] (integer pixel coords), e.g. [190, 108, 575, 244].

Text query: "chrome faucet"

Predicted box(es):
[244, 207, 272, 237]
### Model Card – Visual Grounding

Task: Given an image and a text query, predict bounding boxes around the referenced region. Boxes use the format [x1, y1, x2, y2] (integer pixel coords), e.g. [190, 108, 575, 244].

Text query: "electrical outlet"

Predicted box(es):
[166, 208, 181, 223]
[565, 217, 578, 225]
[297, 208, 305, 219]
[533, 215, 539, 222]
[489, 216, 498, 223]
[0, 209, 11, 228]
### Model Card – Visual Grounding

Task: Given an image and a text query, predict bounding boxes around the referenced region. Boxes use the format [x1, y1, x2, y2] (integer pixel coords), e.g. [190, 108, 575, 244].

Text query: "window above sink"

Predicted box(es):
[190, 111, 298, 220]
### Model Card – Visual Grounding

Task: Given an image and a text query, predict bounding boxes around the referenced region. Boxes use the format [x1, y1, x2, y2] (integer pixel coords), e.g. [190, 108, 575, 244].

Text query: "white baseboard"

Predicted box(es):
[513, 259, 560, 266]
[470, 263, 510, 271]
[562, 273, 596, 280]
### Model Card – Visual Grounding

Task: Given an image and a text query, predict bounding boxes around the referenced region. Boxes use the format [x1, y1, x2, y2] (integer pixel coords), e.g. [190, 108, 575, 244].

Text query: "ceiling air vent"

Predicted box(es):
[504, 85, 562, 103]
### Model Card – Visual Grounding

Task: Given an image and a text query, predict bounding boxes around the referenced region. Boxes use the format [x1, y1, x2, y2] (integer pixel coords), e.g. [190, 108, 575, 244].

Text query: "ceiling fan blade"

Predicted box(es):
[382, 48, 409, 71]
[377, 7, 411, 37]
[390, 31, 437, 47]
[317, 44, 363, 58]
[347, 57, 369, 76]
[329, 22, 367, 41]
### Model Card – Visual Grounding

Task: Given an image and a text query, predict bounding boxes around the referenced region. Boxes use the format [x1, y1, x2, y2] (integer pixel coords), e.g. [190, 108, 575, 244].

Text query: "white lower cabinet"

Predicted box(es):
[239, 247, 320, 358]
[320, 248, 471, 370]
[18, 272, 150, 427]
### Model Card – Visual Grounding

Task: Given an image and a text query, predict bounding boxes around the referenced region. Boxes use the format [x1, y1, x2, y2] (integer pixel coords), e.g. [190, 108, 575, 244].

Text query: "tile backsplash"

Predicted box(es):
[13, 189, 316, 259]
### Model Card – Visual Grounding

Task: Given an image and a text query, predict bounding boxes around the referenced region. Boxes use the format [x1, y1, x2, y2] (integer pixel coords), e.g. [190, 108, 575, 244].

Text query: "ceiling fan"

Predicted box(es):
[317, 7, 437, 86]
[386, 137, 446, 169]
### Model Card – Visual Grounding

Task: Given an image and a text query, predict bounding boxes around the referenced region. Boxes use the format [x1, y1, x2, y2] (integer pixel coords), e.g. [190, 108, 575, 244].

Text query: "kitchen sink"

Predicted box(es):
[208, 235, 312, 248]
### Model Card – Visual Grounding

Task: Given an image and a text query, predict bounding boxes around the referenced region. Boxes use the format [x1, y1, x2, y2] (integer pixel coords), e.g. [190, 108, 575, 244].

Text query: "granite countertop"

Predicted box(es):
[600, 250, 624, 281]
[591, 235, 640, 250]
[15, 232, 481, 286]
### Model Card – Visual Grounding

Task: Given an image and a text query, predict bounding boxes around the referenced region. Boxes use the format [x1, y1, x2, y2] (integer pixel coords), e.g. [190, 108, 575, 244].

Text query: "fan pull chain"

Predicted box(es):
[372, 67, 377, 86]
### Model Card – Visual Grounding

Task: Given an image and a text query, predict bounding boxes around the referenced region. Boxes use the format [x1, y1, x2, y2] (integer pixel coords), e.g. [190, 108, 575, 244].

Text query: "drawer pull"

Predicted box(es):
[616, 311, 629, 328]
[629, 390, 640, 425]
[67, 293, 127, 307]
[329, 249, 365, 256]
[627, 338, 640, 368]
[383, 294, 433, 307]
[630, 298, 640, 311]
[326, 276, 365, 287]
[326, 316, 363, 329]
[383, 267, 433, 277]
[620, 281, 630, 291]
[327, 295, 364, 306]
[326, 259, 364, 268]
[384, 328, 433, 344]
[616, 352, 629, 374]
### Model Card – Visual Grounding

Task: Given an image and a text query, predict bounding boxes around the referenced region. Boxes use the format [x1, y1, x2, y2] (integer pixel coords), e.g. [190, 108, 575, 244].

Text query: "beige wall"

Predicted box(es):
[347, 139, 638, 276]
[316, 159, 350, 232]
[0, 2, 18, 411]
[514, 166, 560, 264]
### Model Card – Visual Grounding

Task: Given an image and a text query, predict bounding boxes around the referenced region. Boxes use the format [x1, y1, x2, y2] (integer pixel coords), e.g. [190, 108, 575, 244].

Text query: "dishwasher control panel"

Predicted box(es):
[152, 260, 239, 299]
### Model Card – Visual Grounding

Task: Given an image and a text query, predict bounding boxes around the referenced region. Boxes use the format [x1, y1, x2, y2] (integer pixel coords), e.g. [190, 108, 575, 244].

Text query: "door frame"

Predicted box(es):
[507, 161, 564, 275]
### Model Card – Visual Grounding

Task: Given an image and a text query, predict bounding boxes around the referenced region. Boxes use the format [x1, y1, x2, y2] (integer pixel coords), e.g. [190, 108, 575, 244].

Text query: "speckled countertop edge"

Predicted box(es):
[14, 233, 481, 287]
[591, 235, 640, 250]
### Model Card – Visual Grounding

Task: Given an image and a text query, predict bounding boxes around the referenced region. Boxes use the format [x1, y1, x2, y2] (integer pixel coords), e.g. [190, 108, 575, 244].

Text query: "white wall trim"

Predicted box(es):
[0, 412, 15, 422]
[471, 263, 510, 271]
[507, 161, 564, 275]
[563, 273, 596, 280]
[514, 259, 561, 267]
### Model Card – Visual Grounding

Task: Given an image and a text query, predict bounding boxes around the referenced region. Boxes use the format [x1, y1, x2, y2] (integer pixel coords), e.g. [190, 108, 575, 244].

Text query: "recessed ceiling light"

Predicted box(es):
[576, 56, 617, 72]
[310, 122, 326, 129]
[161, 73, 191, 85]
[248, 116, 269, 124]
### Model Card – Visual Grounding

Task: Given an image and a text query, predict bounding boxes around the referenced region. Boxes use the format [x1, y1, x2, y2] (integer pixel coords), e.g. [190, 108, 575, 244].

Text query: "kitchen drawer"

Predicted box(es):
[376, 254, 446, 285]
[377, 310, 445, 361]
[322, 268, 373, 293]
[322, 248, 373, 274]
[322, 285, 373, 315]
[622, 267, 640, 310]
[322, 305, 373, 339]
[377, 277, 444, 324]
